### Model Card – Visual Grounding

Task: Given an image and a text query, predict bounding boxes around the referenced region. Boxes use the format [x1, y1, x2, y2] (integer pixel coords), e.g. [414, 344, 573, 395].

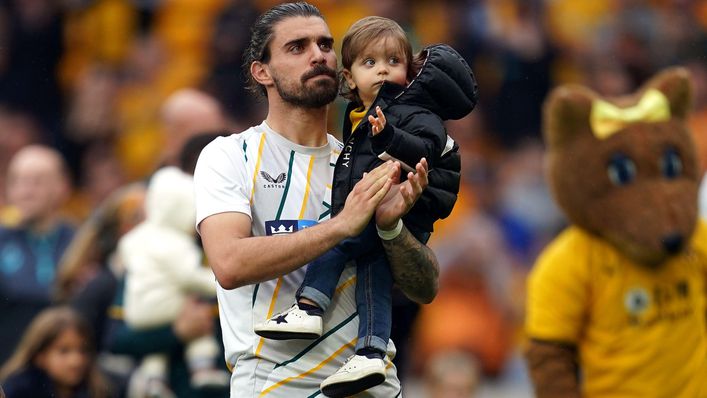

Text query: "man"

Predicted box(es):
[0, 145, 75, 364]
[159, 88, 229, 168]
[194, 2, 439, 397]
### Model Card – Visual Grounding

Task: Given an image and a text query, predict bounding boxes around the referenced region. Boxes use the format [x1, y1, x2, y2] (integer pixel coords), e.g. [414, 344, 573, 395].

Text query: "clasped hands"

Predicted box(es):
[340, 157, 429, 237]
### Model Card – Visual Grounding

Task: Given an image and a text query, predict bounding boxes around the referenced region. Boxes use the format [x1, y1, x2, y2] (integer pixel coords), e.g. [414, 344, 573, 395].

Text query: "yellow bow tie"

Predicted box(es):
[590, 88, 671, 139]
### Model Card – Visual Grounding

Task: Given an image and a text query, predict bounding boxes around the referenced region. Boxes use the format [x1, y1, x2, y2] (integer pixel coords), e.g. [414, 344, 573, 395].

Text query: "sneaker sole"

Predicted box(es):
[320, 373, 386, 398]
[254, 330, 321, 340]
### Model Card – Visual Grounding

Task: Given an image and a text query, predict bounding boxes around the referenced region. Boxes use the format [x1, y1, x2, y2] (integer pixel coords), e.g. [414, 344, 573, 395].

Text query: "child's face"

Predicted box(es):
[343, 36, 409, 109]
[35, 328, 91, 389]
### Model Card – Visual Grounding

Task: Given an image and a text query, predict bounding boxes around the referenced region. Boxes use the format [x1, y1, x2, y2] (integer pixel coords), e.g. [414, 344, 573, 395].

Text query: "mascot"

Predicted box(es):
[525, 67, 707, 398]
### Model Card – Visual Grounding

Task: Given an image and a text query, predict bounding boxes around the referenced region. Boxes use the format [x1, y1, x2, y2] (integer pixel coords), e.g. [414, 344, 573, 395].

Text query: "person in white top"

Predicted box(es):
[120, 166, 229, 396]
[194, 3, 440, 397]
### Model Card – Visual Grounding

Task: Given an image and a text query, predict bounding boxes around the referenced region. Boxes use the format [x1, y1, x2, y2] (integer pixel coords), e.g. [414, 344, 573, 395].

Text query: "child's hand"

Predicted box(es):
[368, 106, 386, 136]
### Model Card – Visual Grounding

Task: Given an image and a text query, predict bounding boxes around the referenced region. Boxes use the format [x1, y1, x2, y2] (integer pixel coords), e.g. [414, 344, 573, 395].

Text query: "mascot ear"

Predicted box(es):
[543, 85, 596, 148]
[643, 66, 693, 120]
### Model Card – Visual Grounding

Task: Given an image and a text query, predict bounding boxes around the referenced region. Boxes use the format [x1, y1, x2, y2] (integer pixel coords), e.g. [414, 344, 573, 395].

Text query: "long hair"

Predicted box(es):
[0, 307, 112, 398]
[242, 2, 323, 98]
[54, 183, 146, 302]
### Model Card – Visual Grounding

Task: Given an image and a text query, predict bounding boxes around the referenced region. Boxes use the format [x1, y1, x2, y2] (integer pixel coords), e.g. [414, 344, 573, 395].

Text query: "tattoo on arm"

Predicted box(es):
[382, 226, 439, 304]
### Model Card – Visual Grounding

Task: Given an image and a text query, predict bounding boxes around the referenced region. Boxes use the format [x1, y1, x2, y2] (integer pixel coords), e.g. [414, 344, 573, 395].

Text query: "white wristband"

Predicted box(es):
[376, 219, 403, 240]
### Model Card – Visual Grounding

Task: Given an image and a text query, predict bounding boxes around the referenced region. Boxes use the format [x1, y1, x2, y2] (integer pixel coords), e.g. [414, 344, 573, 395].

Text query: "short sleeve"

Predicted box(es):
[689, 219, 707, 273]
[525, 230, 590, 343]
[194, 136, 251, 232]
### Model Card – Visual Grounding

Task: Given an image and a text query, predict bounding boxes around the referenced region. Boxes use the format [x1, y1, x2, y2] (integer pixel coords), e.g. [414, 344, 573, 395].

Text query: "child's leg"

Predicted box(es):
[255, 221, 381, 340]
[353, 252, 393, 356]
[253, 244, 347, 340]
[295, 242, 351, 311]
[296, 222, 379, 311]
[320, 251, 392, 397]
[297, 221, 380, 310]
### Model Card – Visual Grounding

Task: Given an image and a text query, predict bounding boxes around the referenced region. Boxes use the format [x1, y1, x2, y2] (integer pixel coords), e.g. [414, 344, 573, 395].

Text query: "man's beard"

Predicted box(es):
[273, 64, 338, 108]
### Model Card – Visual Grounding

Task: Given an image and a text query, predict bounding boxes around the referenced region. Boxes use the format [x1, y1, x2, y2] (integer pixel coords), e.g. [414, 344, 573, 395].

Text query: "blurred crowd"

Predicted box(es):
[0, 0, 706, 397]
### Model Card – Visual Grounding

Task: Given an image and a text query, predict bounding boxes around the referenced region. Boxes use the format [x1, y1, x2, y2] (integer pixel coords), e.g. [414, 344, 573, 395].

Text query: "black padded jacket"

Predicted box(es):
[331, 43, 478, 233]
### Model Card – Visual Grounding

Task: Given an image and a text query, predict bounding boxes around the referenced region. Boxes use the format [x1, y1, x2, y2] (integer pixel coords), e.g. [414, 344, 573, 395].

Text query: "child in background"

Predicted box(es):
[119, 166, 229, 397]
[255, 16, 477, 397]
[0, 306, 114, 398]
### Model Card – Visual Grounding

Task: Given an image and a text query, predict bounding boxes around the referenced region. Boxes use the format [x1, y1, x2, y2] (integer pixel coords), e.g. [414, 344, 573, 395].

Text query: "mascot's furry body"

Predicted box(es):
[525, 68, 707, 398]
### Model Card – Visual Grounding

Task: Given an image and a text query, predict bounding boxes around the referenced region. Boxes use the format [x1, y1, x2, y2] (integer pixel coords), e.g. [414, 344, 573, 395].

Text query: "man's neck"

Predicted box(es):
[265, 100, 329, 147]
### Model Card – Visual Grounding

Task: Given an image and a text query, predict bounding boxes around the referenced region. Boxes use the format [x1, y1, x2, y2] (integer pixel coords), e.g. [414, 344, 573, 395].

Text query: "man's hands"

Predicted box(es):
[336, 160, 397, 237]
[376, 158, 429, 230]
[337, 155, 428, 235]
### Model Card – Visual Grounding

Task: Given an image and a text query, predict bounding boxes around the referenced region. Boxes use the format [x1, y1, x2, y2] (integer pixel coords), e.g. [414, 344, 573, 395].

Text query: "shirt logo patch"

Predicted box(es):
[624, 287, 651, 316]
[265, 220, 318, 235]
[261, 171, 286, 188]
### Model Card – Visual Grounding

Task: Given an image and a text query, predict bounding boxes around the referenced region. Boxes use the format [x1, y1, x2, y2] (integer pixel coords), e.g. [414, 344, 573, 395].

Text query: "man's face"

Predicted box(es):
[6, 148, 68, 224]
[266, 16, 338, 108]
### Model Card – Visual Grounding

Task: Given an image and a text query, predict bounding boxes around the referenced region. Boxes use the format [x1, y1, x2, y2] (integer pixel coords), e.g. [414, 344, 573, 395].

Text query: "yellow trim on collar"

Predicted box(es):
[349, 106, 367, 132]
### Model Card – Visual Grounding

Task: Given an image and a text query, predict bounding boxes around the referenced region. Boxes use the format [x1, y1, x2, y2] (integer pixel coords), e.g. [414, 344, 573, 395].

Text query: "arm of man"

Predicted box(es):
[381, 225, 439, 304]
[200, 161, 398, 289]
[376, 158, 440, 304]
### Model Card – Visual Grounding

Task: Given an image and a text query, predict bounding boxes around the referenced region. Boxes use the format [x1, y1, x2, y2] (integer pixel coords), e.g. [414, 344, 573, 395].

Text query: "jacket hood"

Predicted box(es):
[394, 44, 478, 120]
[145, 166, 196, 234]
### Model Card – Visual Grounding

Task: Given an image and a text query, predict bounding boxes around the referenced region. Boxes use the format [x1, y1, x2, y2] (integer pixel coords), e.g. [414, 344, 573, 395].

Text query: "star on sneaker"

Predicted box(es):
[254, 303, 323, 340]
[320, 354, 386, 397]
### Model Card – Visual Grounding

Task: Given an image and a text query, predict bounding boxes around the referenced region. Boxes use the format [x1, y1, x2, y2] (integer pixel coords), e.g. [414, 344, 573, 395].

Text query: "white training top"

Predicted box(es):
[193, 122, 401, 398]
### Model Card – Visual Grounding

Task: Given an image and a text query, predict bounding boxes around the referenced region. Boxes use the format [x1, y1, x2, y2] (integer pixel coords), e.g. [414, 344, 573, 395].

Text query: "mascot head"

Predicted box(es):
[544, 67, 699, 266]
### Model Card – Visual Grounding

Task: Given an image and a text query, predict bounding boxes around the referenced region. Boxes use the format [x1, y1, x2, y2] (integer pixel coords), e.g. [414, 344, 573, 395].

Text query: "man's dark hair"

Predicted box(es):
[242, 2, 323, 99]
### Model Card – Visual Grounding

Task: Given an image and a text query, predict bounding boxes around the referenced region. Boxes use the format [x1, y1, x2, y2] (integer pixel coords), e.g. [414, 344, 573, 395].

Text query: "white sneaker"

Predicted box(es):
[254, 303, 323, 340]
[320, 354, 386, 397]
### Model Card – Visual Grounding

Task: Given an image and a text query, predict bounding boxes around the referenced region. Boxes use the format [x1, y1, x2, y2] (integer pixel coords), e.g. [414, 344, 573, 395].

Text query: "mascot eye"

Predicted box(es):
[660, 147, 682, 179]
[607, 153, 636, 186]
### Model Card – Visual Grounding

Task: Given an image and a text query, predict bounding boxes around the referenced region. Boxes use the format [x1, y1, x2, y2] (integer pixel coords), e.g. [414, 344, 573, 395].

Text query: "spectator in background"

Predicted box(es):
[158, 88, 229, 169]
[0, 0, 65, 150]
[0, 106, 41, 221]
[0, 306, 115, 398]
[53, 183, 146, 397]
[178, 132, 230, 176]
[412, 248, 515, 379]
[101, 132, 229, 398]
[119, 166, 229, 396]
[423, 350, 480, 398]
[203, 0, 262, 127]
[65, 142, 129, 222]
[0, 145, 75, 365]
[54, 183, 147, 351]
